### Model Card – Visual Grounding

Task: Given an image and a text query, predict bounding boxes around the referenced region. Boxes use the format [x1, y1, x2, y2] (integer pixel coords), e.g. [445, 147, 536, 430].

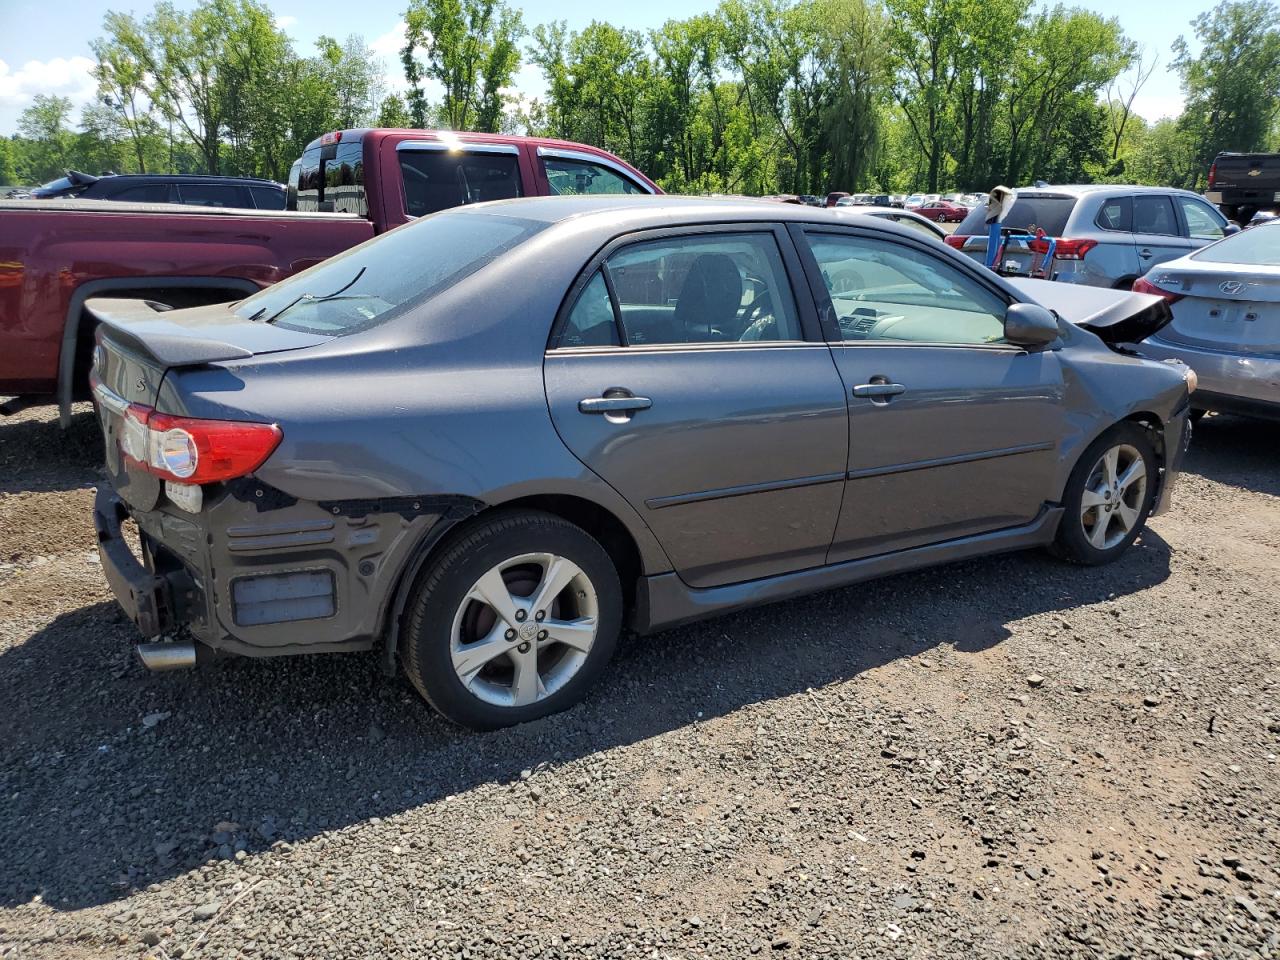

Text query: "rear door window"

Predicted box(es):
[324, 141, 367, 215]
[955, 195, 1076, 236]
[250, 185, 286, 210]
[398, 149, 523, 217]
[1095, 196, 1132, 232]
[176, 183, 252, 208]
[109, 183, 172, 203]
[543, 157, 647, 196]
[1132, 195, 1179, 237]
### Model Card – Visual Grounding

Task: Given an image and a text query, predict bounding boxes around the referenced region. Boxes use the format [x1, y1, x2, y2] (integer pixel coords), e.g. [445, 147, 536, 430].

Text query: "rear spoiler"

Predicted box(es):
[1004, 278, 1173, 345]
[86, 298, 256, 367]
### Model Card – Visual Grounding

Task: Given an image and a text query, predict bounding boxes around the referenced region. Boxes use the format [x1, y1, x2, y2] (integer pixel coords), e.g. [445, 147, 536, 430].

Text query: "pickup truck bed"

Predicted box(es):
[0, 200, 370, 421]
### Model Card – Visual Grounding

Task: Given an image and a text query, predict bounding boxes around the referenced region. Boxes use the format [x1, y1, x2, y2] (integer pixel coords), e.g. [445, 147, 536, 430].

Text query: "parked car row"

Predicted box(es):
[25, 171, 287, 209]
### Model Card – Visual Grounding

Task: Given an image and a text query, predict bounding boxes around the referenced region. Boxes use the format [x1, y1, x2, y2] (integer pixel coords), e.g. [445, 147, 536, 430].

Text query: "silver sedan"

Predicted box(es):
[1134, 220, 1279, 420]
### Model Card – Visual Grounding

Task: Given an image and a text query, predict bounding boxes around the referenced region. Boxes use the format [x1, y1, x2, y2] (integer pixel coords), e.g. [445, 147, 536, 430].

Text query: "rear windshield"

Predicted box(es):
[955, 194, 1077, 236]
[232, 211, 546, 335]
[1191, 222, 1280, 266]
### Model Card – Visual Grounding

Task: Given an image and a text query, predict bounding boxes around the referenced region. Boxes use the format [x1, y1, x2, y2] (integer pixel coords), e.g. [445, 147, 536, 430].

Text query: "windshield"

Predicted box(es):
[955, 194, 1076, 236]
[1191, 222, 1280, 266]
[233, 211, 547, 334]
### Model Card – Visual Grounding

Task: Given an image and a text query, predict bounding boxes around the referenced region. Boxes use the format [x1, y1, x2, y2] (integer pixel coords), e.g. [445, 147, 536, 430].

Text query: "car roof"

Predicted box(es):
[93, 174, 283, 186]
[1010, 184, 1203, 198]
[447, 194, 931, 230]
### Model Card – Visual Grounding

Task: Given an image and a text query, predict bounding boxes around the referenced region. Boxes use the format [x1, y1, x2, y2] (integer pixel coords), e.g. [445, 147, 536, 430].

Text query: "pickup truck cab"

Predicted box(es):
[0, 128, 658, 423]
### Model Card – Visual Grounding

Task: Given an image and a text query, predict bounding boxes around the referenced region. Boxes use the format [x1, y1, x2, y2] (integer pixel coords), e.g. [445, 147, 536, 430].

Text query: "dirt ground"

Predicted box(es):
[0, 403, 1277, 959]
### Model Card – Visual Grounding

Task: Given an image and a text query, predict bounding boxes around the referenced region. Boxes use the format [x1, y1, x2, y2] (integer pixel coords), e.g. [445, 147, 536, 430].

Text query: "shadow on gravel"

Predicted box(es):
[0, 406, 102, 494]
[1183, 413, 1280, 498]
[0, 530, 1172, 911]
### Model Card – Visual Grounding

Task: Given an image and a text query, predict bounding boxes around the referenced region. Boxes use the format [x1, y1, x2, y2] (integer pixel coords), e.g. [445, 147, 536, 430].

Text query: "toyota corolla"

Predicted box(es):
[89, 196, 1194, 729]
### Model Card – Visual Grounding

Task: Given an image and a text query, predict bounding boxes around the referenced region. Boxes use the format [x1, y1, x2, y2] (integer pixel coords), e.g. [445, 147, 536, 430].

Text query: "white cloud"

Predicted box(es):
[371, 21, 407, 59]
[275, 14, 298, 29]
[0, 55, 98, 112]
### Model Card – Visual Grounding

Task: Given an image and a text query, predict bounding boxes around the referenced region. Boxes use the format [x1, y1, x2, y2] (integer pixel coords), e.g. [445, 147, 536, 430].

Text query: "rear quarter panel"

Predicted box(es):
[0, 205, 373, 395]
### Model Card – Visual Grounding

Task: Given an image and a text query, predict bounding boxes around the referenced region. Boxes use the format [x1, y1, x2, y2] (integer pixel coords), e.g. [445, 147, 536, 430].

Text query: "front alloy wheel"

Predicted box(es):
[402, 511, 622, 729]
[1051, 422, 1157, 565]
[1078, 443, 1148, 550]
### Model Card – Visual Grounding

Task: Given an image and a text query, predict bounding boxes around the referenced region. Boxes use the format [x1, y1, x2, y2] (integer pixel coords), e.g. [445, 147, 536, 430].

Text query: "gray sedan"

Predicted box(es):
[1133, 220, 1279, 420]
[88, 196, 1194, 729]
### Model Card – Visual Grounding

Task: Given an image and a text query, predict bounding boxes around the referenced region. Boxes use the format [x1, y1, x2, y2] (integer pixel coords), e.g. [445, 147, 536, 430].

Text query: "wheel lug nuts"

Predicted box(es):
[515, 610, 526, 622]
[538, 630, 548, 641]
[517, 641, 531, 654]
[535, 611, 544, 622]
[505, 628, 516, 640]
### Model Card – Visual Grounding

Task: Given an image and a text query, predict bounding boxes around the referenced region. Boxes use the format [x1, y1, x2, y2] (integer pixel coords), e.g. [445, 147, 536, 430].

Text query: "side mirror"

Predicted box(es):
[1223, 222, 1241, 235]
[1004, 302, 1060, 348]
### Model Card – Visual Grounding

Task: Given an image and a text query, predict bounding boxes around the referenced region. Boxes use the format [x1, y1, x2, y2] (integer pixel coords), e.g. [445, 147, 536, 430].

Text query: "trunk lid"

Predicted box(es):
[88, 297, 330, 510]
[1151, 265, 1280, 355]
[1004, 278, 1173, 345]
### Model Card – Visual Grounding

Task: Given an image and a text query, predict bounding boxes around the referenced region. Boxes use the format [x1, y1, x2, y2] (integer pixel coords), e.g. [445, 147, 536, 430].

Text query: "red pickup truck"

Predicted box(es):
[0, 128, 658, 424]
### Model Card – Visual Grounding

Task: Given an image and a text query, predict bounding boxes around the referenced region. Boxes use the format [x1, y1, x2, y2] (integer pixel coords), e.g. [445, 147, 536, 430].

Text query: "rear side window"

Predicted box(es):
[1095, 196, 1132, 232]
[544, 157, 646, 196]
[955, 194, 1076, 236]
[398, 150, 523, 217]
[325, 141, 367, 215]
[1177, 196, 1225, 240]
[251, 185, 286, 210]
[561, 271, 620, 347]
[1133, 195, 1178, 237]
[291, 147, 322, 211]
[233, 211, 546, 335]
[176, 183, 252, 208]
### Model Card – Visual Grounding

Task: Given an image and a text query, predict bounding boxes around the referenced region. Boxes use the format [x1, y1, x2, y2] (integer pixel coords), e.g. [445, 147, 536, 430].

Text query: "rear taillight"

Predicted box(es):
[1029, 237, 1097, 260]
[944, 235, 967, 249]
[1132, 276, 1184, 304]
[121, 404, 282, 484]
[1207, 161, 1216, 189]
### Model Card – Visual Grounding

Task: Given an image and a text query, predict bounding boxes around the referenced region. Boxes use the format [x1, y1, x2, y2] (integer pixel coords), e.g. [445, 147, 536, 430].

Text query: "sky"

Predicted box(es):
[0, 0, 1211, 137]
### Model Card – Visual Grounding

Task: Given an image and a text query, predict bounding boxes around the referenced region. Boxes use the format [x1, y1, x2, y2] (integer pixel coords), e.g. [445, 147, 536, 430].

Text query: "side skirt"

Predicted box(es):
[633, 506, 1064, 634]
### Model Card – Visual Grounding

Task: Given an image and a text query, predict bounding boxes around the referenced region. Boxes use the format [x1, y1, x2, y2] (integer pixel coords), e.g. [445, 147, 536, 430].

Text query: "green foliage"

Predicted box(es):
[7, 0, 1266, 196]
[1173, 0, 1280, 186]
[402, 0, 525, 131]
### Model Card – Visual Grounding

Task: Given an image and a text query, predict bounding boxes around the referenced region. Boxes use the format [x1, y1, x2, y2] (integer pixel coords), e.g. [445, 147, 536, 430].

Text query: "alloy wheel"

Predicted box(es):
[1079, 443, 1148, 551]
[449, 553, 599, 707]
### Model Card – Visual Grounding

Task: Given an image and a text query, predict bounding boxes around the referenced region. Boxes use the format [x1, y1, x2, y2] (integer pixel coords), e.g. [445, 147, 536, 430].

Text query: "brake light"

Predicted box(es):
[120, 404, 282, 484]
[1029, 237, 1096, 260]
[1132, 276, 1184, 304]
[320, 130, 343, 145]
[1207, 161, 1216, 189]
[944, 235, 967, 249]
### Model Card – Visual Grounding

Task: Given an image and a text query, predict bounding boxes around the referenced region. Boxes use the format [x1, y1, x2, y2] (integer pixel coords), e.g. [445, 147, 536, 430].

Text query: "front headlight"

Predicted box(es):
[1184, 367, 1198, 393]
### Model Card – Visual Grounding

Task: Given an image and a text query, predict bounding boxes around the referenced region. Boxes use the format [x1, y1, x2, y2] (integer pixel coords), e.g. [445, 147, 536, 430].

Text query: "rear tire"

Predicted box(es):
[1050, 423, 1158, 565]
[401, 510, 622, 730]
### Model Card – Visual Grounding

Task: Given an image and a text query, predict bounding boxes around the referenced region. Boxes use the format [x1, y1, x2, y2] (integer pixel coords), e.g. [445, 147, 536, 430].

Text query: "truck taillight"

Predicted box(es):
[1207, 161, 1216, 189]
[1132, 276, 1185, 304]
[321, 130, 343, 145]
[944, 235, 967, 249]
[121, 405, 282, 484]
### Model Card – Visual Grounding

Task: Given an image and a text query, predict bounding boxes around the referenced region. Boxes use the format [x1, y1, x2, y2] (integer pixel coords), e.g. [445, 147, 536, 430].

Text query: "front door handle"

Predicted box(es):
[1138, 248, 1153, 259]
[578, 395, 652, 414]
[851, 382, 906, 399]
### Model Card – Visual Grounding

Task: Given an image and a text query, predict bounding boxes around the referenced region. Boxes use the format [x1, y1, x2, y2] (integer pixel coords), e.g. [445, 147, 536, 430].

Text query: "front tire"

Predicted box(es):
[1051, 423, 1158, 565]
[401, 511, 622, 730]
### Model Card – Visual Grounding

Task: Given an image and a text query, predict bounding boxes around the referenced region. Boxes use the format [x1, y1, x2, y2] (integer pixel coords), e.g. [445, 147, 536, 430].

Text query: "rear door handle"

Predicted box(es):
[578, 396, 652, 414]
[851, 382, 906, 399]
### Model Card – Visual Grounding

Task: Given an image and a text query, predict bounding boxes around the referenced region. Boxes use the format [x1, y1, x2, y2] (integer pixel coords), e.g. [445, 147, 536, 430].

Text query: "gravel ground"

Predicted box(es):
[1, 403, 1277, 960]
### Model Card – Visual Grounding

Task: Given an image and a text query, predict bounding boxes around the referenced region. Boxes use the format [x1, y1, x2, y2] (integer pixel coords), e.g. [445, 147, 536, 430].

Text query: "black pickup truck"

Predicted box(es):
[1205, 152, 1280, 224]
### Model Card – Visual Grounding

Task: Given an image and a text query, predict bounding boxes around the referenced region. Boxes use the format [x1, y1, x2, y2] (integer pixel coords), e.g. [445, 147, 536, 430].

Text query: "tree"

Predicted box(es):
[377, 93, 415, 128]
[1173, 0, 1280, 182]
[17, 95, 75, 181]
[93, 18, 158, 172]
[401, 0, 526, 131]
[1104, 46, 1157, 162]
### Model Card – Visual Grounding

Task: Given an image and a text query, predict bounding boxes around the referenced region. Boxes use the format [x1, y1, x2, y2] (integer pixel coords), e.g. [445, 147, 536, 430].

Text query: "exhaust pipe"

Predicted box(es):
[136, 641, 197, 671]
